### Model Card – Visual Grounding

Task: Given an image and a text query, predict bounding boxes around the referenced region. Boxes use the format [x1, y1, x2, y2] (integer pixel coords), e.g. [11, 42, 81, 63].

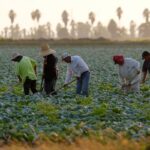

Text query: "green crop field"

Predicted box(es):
[0, 43, 150, 147]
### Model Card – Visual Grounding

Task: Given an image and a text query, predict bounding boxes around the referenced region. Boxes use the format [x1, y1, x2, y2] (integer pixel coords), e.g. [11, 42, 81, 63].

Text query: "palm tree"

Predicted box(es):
[116, 7, 123, 27]
[61, 10, 69, 28]
[31, 11, 36, 22]
[35, 9, 41, 23]
[130, 20, 136, 38]
[88, 11, 95, 25]
[143, 8, 150, 23]
[9, 10, 16, 25]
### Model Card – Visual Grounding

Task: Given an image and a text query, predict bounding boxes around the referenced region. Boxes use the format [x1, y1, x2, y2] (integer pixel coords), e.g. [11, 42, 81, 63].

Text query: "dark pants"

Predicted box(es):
[76, 71, 90, 96]
[44, 78, 57, 95]
[23, 78, 37, 95]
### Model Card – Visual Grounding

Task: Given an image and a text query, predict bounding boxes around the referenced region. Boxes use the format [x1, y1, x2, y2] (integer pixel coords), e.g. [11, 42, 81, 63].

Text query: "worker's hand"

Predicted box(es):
[63, 83, 68, 87]
[76, 77, 80, 80]
[141, 80, 145, 84]
[137, 70, 140, 75]
[127, 83, 132, 88]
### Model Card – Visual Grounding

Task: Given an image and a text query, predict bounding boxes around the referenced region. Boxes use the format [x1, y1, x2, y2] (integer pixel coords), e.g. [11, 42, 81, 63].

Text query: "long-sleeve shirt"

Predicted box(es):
[119, 58, 141, 85]
[65, 56, 89, 83]
[15, 56, 37, 83]
[43, 54, 58, 80]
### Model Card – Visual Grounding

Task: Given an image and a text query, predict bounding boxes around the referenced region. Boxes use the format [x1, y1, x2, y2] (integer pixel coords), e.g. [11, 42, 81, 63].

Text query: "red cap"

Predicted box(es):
[113, 55, 124, 65]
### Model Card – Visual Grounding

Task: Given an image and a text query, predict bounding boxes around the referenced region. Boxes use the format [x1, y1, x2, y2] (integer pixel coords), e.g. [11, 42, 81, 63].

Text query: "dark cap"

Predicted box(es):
[142, 51, 150, 59]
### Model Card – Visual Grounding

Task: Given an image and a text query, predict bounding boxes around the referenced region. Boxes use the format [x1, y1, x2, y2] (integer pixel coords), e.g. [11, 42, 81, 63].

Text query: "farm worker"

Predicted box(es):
[40, 44, 58, 95]
[11, 53, 37, 95]
[62, 52, 90, 96]
[141, 51, 150, 84]
[113, 55, 141, 92]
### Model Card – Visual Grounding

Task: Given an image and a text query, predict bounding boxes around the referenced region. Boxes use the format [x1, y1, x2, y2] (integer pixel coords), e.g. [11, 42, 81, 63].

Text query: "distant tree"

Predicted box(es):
[88, 11, 96, 25]
[22, 28, 27, 39]
[143, 8, 150, 23]
[130, 20, 136, 38]
[108, 19, 120, 39]
[138, 23, 150, 38]
[56, 23, 70, 39]
[4, 27, 8, 39]
[9, 10, 16, 25]
[61, 10, 69, 28]
[70, 20, 76, 38]
[76, 22, 91, 39]
[35, 9, 41, 23]
[46, 22, 52, 39]
[116, 7, 123, 27]
[93, 22, 110, 39]
[31, 11, 36, 22]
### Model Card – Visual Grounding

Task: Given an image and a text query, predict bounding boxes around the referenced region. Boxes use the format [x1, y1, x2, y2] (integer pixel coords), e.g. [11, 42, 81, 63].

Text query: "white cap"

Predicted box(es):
[61, 52, 70, 60]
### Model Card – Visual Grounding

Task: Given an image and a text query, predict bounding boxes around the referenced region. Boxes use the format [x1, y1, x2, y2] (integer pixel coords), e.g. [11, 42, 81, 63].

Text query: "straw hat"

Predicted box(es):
[11, 52, 21, 60]
[40, 44, 56, 56]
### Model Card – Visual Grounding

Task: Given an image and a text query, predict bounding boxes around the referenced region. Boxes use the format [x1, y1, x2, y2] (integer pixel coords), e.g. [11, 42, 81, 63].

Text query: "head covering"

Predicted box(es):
[61, 52, 70, 60]
[142, 51, 149, 59]
[11, 52, 22, 60]
[113, 55, 124, 64]
[40, 44, 56, 56]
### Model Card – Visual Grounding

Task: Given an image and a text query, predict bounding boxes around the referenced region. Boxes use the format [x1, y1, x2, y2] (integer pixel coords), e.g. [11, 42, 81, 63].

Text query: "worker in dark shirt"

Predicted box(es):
[141, 51, 150, 83]
[40, 44, 58, 95]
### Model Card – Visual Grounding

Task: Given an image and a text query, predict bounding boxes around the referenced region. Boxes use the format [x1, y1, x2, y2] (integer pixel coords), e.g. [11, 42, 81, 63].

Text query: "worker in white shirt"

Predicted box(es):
[62, 53, 90, 96]
[113, 55, 141, 92]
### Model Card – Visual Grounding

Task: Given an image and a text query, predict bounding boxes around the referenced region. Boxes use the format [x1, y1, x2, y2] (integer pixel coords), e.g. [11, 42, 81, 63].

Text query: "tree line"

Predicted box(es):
[0, 7, 150, 40]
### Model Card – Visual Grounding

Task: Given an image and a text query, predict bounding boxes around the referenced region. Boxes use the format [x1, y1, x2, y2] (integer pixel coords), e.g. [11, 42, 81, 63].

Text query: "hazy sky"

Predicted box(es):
[0, 0, 150, 31]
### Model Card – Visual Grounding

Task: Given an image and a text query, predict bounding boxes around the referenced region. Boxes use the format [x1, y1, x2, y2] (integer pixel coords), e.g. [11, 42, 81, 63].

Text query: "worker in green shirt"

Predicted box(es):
[11, 53, 37, 95]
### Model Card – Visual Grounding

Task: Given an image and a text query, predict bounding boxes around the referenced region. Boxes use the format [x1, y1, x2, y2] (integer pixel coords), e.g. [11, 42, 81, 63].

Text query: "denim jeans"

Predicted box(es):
[76, 71, 90, 96]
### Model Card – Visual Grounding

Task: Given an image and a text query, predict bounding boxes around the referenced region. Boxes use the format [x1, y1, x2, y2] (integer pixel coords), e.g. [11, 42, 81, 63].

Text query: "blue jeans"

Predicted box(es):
[76, 71, 90, 96]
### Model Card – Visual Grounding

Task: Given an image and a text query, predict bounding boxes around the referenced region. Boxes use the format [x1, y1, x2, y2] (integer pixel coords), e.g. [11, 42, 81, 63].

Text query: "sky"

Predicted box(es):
[0, 0, 150, 31]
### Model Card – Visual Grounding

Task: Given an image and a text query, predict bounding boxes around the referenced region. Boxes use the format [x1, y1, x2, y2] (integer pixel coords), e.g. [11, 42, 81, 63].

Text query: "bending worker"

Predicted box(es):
[11, 53, 37, 95]
[62, 53, 90, 96]
[113, 55, 141, 92]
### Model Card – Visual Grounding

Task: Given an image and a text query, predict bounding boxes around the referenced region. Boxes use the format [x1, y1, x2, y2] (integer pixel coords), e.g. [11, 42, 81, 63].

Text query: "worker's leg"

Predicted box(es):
[131, 82, 140, 92]
[31, 80, 38, 94]
[23, 78, 31, 95]
[76, 77, 82, 95]
[50, 78, 57, 95]
[81, 71, 90, 96]
[44, 79, 51, 95]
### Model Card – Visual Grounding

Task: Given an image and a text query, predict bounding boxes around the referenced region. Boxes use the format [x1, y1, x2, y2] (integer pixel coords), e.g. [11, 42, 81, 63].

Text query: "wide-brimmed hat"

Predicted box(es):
[40, 44, 56, 56]
[61, 52, 70, 60]
[11, 52, 22, 60]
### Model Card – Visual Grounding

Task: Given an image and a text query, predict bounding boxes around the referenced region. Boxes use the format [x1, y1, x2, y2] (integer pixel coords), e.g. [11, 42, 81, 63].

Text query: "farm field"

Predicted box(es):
[0, 43, 150, 149]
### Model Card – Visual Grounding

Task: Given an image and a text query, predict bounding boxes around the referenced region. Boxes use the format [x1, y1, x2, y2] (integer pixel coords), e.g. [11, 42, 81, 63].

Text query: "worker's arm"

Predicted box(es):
[17, 75, 22, 83]
[141, 71, 147, 84]
[30, 58, 37, 75]
[64, 67, 73, 85]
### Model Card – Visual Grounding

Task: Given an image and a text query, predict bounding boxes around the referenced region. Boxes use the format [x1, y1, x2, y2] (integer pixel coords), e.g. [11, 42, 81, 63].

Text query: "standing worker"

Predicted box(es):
[62, 53, 90, 96]
[113, 55, 141, 92]
[40, 44, 58, 95]
[141, 51, 150, 84]
[11, 53, 37, 95]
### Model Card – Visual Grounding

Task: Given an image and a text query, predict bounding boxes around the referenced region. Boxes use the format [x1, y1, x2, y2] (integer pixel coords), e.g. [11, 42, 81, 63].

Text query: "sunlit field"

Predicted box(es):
[0, 43, 150, 149]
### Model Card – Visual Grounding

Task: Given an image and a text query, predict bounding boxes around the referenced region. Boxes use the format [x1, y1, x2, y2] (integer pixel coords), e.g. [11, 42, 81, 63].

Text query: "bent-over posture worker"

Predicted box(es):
[11, 53, 37, 95]
[113, 55, 141, 92]
[62, 53, 90, 96]
[40, 44, 58, 95]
